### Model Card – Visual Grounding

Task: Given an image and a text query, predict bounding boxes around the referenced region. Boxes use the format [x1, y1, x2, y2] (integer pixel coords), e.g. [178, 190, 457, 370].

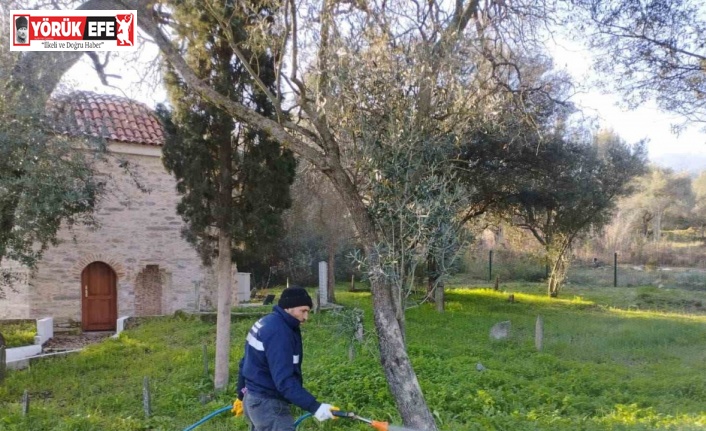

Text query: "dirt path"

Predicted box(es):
[42, 332, 113, 352]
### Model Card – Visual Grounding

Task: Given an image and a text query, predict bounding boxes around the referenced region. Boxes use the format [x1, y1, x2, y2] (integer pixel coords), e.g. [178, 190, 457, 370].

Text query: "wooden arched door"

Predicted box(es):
[81, 261, 117, 331]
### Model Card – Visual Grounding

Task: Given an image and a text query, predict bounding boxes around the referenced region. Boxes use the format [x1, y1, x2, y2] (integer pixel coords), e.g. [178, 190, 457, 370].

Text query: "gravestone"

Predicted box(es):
[490, 320, 511, 340]
[535, 315, 544, 351]
[318, 261, 328, 306]
[22, 389, 29, 416]
[143, 377, 151, 418]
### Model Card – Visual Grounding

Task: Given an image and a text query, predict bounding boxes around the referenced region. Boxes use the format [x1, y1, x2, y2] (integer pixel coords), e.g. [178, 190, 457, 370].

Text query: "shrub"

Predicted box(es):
[0, 320, 35, 348]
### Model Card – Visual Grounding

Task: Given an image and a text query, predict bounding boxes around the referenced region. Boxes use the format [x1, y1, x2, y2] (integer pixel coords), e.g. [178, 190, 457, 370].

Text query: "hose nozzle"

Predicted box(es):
[370, 420, 389, 431]
[331, 410, 388, 431]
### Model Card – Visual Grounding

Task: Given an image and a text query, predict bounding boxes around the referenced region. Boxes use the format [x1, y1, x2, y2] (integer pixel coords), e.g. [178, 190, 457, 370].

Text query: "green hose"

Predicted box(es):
[182, 405, 232, 431]
[181, 405, 312, 430]
[294, 412, 313, 428]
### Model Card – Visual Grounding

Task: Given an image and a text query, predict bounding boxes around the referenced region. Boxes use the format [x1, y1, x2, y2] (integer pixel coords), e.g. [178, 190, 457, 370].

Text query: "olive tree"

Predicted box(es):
[505, 131, 647, 297]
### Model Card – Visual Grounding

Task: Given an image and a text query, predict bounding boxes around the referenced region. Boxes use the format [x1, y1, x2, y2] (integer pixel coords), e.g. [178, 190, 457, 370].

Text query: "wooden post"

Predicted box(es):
[22, 390, 29, 416]
[493, 276, 499, 291]
[318, 261, 328, 306]
[535, 316, 544, 351]
[0, 346, 6, 383]
[350, 275, 355, 291]
[488, 250, 493, 282]
[350, 311, 364, 361]
[613, 252, 618, 287]
[143, 377, 151, 418]
[202, 344, 209, 379]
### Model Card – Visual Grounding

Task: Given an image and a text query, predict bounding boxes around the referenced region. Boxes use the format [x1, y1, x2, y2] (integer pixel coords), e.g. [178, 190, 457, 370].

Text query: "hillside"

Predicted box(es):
[652, 152, 706, 175]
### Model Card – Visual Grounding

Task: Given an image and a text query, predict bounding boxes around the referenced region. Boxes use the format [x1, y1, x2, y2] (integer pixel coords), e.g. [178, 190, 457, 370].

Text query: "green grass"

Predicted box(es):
[0, 321, 36, 348]
[1, 284, 706, 430]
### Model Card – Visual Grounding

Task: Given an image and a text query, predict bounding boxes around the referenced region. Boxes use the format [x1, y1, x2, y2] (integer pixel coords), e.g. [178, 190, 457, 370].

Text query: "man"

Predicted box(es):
[15, 16, 28, 44]
[115, 14, 133, 46]
[235, 287, 335, 431]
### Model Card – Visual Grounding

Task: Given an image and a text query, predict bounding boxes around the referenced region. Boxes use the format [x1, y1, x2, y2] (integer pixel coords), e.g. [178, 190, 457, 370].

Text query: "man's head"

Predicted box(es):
[15, 16, 28, 42]
[278, 287, 313, 323]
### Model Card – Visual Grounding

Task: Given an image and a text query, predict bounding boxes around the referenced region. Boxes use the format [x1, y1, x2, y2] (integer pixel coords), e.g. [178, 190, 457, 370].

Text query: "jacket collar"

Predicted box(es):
[273, 305, 301, 329]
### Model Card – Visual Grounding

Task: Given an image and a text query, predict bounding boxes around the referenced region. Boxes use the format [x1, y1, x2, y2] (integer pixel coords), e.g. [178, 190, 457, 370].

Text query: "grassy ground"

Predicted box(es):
[1, 283, 705, 430]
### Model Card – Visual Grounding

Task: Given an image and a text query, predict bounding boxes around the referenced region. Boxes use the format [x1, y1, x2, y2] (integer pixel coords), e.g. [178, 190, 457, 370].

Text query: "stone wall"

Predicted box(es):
[135, 264, 163, 316]
[0, 267, 31, 319]
[0, 142, 213, 321]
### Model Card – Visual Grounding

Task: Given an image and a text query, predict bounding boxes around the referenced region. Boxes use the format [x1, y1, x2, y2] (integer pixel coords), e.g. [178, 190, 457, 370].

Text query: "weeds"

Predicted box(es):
[1, 285, 706, 430]
[0, 321, 36, 348]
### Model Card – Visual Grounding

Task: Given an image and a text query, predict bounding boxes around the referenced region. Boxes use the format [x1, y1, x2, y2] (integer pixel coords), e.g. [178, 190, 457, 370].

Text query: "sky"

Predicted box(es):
[549, 41, 706, 161]
[58, 31, 706, 165]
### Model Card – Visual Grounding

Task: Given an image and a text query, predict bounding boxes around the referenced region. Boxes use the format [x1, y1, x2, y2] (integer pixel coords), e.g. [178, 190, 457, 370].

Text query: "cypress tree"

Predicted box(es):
[159, 0, 296, 280]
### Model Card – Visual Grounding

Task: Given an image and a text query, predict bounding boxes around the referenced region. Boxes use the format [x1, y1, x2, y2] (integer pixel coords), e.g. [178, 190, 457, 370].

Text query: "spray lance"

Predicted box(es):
[332, 410, 389, 431]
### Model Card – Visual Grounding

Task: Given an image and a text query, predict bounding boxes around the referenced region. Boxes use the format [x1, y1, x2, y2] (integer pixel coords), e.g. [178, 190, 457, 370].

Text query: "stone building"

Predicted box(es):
[0, 91, 216, 330]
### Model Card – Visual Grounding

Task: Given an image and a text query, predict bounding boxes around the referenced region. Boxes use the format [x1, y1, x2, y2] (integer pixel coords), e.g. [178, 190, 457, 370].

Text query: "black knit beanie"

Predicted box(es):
[278, 287, 313, 309]
[16, 16, 28, 29]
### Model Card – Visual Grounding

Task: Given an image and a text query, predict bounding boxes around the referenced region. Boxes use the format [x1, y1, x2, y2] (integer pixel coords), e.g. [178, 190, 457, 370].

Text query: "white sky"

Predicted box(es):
[58, 33, 706, 163]
[549, 41, 706, 160]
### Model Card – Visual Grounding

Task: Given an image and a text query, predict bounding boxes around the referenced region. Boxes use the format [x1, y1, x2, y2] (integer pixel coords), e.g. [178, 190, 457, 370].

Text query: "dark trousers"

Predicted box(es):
[243, 392, 295, 431]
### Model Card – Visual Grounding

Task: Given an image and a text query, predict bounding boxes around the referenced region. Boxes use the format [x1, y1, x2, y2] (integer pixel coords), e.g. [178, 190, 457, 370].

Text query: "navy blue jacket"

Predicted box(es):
[236, 306, 321, 413]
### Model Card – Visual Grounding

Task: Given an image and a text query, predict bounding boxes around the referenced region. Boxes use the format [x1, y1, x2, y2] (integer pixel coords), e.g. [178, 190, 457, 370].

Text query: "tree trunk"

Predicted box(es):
[547, 252, 568, 298]
[426, 255, 435, 301]
[434, 280, 445, 313]
[214, 128, 234, 391]
[654, 210, 662, 242]
[369, 253, 437, 430]
[214, 231, 233, 390]
[327, 241, 336, 303]
[327, 168, 436, 431]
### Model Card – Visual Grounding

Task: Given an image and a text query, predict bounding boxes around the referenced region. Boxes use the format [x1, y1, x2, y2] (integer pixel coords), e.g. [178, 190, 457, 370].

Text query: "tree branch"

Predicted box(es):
[138, 7, 327, 169]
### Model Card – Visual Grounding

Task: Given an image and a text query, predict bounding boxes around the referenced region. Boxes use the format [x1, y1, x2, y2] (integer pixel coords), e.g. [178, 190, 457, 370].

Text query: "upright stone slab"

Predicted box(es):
[22, 389, 29, 416]
[535, 315, 544, 351]
[318, 261, 328, 306]
[143, 377, 151, 418]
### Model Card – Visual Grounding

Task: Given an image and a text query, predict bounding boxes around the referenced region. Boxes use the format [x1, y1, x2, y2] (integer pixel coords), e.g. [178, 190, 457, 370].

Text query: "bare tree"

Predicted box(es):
[625, 167, 694, 242]
[284, 162, 358, 302]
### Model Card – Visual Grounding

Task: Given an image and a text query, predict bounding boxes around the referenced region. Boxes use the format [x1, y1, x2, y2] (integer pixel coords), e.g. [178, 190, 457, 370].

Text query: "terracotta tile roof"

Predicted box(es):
[47, 91, 165, 146]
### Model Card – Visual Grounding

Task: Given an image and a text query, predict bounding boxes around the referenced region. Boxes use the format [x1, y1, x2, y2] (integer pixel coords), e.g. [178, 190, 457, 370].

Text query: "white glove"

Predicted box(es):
[314, 403, 335, 422]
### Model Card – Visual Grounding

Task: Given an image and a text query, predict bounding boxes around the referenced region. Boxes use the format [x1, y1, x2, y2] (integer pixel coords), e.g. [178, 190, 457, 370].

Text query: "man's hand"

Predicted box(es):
[314, 403, 337, 421]
[232, 399, 244, 417]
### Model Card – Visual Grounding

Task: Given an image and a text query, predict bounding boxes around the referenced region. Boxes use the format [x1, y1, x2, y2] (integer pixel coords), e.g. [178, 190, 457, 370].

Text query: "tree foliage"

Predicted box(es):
[507, 130, 647, 296]
[622, 167, 694, 241]
[0, 47, 103, 287]
[157, 0, 296, 390]
[571, 0, 706, 127]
